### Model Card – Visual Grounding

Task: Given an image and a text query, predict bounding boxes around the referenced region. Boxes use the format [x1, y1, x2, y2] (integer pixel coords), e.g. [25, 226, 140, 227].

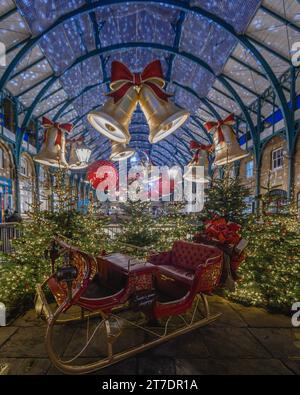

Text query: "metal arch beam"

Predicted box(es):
[0, 6, 17, 22]
[20, 44, 255, 157]
[3, 0, 291, 151]
[260, 4, 300, 34]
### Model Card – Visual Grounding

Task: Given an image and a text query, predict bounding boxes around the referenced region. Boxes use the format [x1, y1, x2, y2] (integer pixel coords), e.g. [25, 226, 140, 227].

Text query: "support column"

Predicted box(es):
[287, 66, 296, 200]
[255, 97, 262, 212]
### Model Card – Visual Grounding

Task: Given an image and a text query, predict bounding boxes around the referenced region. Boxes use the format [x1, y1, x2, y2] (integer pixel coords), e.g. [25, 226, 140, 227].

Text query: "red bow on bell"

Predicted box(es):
[108, 60, 172, 103]
[190, 141, 214, 162]
[189, 141, 214, 152]
[204, 114, 235, 144]
[42, 117, 73, 147]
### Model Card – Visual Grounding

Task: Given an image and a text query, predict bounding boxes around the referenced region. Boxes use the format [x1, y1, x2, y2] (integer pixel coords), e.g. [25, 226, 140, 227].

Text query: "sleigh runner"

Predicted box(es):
[36, 221, 246, 375]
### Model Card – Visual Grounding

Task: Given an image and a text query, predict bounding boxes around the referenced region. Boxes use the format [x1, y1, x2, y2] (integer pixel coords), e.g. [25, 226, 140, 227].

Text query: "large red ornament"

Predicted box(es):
[87, 160, 118, 190]
[150, 177, 175, 197]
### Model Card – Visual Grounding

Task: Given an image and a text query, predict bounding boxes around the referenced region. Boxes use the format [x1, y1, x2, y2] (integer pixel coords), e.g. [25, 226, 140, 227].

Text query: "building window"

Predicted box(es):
[267, 189, 287, 214]
[272, 148, 283, 170]
[0, 147, 4, 169]
[20, 157, 28, 176]
[245, 160, 254, 178]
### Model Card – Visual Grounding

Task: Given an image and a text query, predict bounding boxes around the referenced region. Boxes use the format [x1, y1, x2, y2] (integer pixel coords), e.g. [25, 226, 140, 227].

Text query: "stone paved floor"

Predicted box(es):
[0, 296, 299, 375]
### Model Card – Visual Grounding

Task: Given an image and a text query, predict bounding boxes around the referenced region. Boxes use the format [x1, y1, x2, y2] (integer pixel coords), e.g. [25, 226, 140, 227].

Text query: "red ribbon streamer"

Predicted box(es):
[108, 60, 172, 103]
[42, 117, 73, 147]
[204, 114, 235, 144]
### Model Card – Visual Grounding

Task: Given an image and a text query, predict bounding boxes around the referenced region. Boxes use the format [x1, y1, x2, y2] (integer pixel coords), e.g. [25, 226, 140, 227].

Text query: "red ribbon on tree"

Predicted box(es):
[204, 114, 235, 144]
[42, 117, 73, 147]
[189, 141, 214, 162]
[108, 60, 172, 103]
[204, 217, 241, 246]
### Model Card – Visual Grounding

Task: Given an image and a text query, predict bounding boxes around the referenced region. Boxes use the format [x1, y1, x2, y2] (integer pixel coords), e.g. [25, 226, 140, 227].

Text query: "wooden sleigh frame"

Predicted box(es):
[35, 238, 224, 375]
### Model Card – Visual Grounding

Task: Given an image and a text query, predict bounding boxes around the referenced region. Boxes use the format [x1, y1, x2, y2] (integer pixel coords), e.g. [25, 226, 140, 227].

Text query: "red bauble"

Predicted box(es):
[87, 160, 118, 190]
[150, 177, 175, 197]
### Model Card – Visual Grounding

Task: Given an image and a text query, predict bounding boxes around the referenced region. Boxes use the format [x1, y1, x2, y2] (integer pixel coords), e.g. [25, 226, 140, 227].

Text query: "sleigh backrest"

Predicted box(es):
[172, 240, 222, 271]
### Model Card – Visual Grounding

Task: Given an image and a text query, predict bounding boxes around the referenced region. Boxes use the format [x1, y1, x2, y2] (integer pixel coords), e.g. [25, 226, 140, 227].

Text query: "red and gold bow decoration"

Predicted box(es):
[189, 141, 214, 162]
[108, 60, 172, 104]
[204, 217, 241, 246]
[42, 117, 73, 147]
[204, 114, 235, 144]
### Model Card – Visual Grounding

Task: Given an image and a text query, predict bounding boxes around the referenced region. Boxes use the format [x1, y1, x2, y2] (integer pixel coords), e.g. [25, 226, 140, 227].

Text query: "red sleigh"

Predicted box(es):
[35, 223, 245, 374]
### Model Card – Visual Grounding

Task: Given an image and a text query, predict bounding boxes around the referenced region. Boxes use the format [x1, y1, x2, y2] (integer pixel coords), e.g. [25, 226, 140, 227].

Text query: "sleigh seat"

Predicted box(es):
[149, 241, 223, 293]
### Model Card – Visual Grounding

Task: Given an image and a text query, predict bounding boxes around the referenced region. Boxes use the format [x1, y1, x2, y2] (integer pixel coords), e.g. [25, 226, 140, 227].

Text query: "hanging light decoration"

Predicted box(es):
[183, 141, 213, 183]
[69, 139, 92, 170]
[204, 114, 248, 167]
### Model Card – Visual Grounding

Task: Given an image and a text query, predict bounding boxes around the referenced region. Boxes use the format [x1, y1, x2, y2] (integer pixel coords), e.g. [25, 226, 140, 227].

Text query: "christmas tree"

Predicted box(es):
[156, 202, 197, 250]
[230, 198, 300, 313]
[115, 200, 161, 256]
[204, 169, 250, 224]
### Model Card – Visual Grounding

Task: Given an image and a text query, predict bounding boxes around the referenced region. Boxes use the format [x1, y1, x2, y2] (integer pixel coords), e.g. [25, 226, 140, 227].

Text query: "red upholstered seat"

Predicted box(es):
[172, 241, 218, 270]
[149, 241, 223, 292]
[156, 265, 195, 285]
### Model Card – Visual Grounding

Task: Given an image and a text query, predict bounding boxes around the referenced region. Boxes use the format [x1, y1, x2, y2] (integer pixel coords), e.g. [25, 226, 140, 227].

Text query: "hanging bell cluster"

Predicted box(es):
[109, 141, 135, 162]
[34, 118, 92, 170]
[204, 114, 249, 167]
[87, 60, 190, 146]
[34, 118, 72, 168]
[183, 143, 212, 184]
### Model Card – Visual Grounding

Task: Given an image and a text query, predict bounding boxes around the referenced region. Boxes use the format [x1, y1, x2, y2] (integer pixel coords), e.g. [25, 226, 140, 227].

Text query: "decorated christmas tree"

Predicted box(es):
[204, 169, 250, 224]
[115, 200, 161, 256]
[230, 197, 300, 312]
[156, 202, 197, 250]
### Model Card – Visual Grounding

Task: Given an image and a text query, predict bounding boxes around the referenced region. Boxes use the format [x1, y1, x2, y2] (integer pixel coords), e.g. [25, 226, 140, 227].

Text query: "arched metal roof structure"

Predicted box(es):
[0, 0, 299, 177]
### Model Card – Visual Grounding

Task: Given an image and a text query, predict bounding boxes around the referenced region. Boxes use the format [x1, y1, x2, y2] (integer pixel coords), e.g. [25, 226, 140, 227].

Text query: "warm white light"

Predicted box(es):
[76, 144, 92, 164]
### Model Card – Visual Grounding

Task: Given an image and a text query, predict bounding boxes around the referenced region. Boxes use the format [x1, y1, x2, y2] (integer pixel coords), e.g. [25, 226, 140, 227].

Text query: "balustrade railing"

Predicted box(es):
[0, 221, 197, 256]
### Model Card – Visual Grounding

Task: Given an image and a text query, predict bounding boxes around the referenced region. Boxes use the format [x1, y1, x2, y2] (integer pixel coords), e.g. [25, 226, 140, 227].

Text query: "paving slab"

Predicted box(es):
[249, 328, 300, 359]
[142, 331, 210, 358]
[230, 302, 291, 328]
[137, 357, 176, 375]
[0, 358, 51, 375]
[175, 358, 294, 375]
[281, 359, 300, 375]
[0, 325, 75, 358]
[200, 327, 271, 359]
[0, 327, 18, 347]
[13, 309, 45, 328]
